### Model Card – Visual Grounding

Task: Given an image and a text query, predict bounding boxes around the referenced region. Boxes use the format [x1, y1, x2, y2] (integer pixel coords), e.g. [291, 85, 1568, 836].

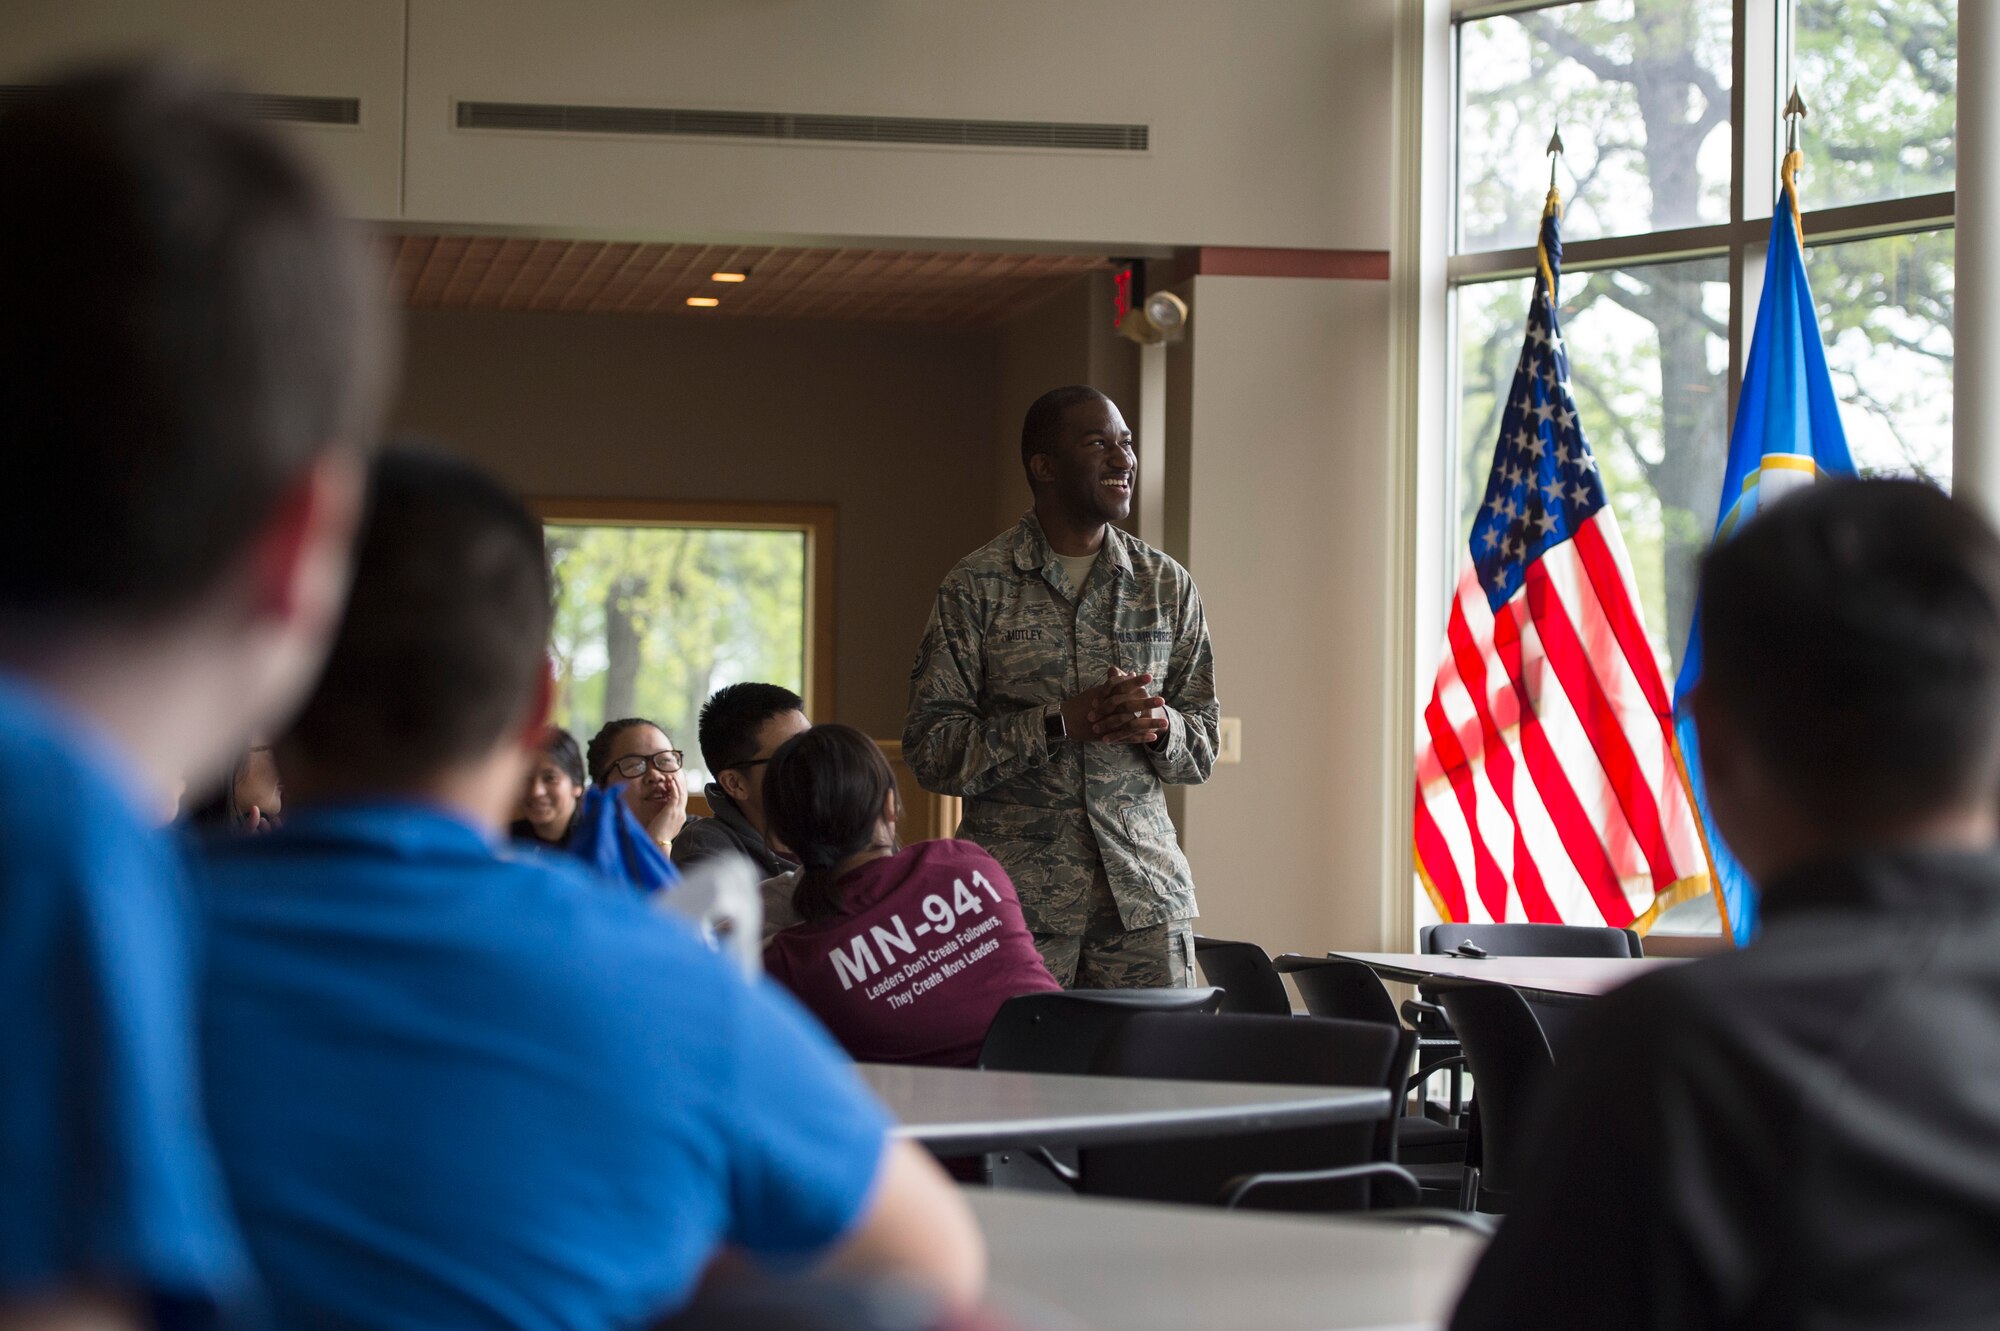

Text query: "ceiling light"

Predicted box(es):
[710, 271, 748, 283]
[686, 296, 720, 308]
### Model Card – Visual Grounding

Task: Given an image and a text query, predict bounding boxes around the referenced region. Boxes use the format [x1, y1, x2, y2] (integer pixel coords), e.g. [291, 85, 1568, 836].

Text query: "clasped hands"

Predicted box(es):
[1060, 667, 1170, 746]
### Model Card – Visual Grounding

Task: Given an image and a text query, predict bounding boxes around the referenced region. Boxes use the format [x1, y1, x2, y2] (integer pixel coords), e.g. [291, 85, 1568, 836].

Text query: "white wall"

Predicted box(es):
[0, 0, 406, 217]
[1176, 276, 1396, 956]
[416, 0, 1396, 249]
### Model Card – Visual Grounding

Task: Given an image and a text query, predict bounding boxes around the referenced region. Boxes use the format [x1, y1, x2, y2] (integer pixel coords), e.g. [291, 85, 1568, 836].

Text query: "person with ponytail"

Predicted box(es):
[762, 724, 1059, 1067]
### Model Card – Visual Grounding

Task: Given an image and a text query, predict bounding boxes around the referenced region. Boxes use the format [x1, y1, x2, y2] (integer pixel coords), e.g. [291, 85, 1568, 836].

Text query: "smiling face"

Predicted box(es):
[1032, 396, 1135, 526]
[520, 755, 580, 839]
[603, 723, 681, 821]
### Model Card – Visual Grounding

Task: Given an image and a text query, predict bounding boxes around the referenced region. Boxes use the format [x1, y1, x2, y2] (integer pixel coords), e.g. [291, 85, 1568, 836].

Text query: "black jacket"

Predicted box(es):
[669, 785, 791, 878]
[1452, 848, 2000, 1331]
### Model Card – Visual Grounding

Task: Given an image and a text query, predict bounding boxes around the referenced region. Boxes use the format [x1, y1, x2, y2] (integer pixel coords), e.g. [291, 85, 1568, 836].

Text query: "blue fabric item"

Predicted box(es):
[195, 803, 889, 1331]
[1671, 200, 1855, 946]
[566, 784, 680, 893]
[0, 676, 249, 1324]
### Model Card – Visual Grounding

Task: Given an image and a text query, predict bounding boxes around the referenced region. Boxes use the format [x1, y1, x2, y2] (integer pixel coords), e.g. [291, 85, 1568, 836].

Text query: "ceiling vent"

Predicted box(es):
[0, 86, 359, 126]
[455, 100, 1148, 152]
[235, 93, 361, 126]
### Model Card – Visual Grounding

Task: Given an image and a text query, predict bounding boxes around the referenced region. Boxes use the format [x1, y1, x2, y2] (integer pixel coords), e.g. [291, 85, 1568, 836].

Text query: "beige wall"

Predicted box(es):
[0, 0, 406, 217]
[992, 271, 1141, 535]
[1176, 276, 1396, 958]
[1, 1, 1400, 248]
[402, 0, 1398, 248]
[392, 308, 1002, 740]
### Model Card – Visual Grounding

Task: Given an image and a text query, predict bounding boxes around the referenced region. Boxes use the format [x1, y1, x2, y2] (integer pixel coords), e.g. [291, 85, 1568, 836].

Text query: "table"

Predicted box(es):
[860, 1063, 1389, 1156]
[1330, 952, 1685, 1003]
[970, 1187, 1485, 1331]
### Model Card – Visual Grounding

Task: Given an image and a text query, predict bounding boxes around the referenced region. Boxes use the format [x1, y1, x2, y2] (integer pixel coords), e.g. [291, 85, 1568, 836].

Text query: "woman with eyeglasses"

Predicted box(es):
[587, 717, 695, 855]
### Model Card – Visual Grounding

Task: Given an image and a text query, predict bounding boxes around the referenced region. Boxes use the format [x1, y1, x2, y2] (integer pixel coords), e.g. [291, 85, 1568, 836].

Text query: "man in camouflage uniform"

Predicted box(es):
[904, 385, 1219, 987]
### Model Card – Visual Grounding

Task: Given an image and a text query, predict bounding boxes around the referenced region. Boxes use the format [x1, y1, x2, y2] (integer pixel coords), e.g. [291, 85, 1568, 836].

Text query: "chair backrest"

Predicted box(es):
[1277, 956, 1402, 1026]
[1192, 937, 1293, 1015]
[976, 988, 1223, 1074]
[1423, 978, 1554, 1197]
[1078, 1012, 1402, 1211]
[1419, 921, 1642, 958]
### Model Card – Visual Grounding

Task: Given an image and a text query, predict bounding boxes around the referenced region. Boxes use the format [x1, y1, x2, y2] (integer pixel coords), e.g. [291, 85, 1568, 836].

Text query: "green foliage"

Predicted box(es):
[1797, 0, 1956, 208]
[1456, 0, 1956, 675]
[546, 524, 806, 784]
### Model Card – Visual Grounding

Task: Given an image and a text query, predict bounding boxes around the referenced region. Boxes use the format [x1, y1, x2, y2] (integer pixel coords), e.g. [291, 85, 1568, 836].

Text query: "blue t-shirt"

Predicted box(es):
[196, 803, 891, 1331]
[0, 677, 247, 1321]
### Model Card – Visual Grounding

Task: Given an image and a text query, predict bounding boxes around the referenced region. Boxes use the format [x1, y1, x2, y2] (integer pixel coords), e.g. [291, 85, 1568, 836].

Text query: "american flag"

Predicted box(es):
[1415, 192, 1708, 929]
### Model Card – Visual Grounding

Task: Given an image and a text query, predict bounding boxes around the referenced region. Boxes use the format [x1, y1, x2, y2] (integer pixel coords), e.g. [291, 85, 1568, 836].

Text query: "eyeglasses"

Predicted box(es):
[723, 757, 773, 774]
[603, 749, 684, 780]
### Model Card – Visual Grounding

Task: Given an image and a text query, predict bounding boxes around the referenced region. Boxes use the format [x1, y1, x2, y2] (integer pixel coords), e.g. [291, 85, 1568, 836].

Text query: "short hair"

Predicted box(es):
[763, 724, 902, 923]
[588, 718, 669, 787]
[537, 727, 586, 788]
[1020, 385, 1109, 488]
[281, 449, 551, 785]
[1699, 478, 2000, 829]
[0, 61, 391, 619]
[698, 682, 806, 774]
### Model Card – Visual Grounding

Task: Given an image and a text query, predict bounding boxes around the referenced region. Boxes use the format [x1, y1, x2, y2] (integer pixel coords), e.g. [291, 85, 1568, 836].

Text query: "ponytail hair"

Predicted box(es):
[762, 723, 901, 923]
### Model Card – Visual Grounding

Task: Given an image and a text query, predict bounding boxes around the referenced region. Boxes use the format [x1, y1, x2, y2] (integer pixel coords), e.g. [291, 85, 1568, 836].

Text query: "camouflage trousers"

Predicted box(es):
[1032, 863, 1194, 989]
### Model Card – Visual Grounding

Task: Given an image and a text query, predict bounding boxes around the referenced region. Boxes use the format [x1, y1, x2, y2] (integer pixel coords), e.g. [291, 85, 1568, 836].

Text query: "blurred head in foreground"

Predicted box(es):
[1693, 478, 2000, 886]
[0, 59, 392, 795]
[278, 449, 553, 824]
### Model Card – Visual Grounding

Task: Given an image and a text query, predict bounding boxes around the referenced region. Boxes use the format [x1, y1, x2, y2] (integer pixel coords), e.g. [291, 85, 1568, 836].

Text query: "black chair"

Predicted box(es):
[1077, 1012, 1417, 1212]
[1274, 954, 1402, 1024]
[1419, 921, 1643, 958]
[1271, 955, 1468, 1178]
[974, 987, 1222, 1192]
[1192, 936, 1293, 1015]
[977, 987, 1224, 1074]
[1422, 977, 1556, 1212]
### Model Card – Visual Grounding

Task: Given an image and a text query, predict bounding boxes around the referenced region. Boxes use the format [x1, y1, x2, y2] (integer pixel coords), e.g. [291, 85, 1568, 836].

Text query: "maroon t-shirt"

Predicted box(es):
[763, 839, 1062, 1067]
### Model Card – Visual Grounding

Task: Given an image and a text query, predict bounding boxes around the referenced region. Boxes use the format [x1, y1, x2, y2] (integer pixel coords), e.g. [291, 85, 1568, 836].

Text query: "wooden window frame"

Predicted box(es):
[528, 497, 838, 723]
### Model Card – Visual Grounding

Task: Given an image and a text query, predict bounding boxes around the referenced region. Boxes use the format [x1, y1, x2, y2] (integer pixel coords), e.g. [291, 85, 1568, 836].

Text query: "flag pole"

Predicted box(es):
[1781, 86, 1809, 243]
[1541, 127, 1564, 297]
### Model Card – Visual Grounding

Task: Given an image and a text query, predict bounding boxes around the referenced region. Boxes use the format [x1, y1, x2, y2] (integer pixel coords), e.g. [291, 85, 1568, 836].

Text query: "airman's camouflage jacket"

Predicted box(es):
[902, 514, 1218, 934]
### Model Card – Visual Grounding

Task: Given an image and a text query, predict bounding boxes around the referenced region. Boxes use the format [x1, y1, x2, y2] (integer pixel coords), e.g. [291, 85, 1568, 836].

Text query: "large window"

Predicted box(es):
[535, 501, 834, 788]
[1444, 0, 1957, 926]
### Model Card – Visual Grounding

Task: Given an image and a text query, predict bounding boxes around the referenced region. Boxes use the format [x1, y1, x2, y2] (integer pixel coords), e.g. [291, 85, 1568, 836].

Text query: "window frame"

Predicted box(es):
[528, 497, 838, 723]
[1443, 0, 1956, 604]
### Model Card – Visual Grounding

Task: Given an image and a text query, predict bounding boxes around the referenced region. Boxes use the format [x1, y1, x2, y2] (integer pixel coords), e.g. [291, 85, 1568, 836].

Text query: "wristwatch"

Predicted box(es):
[1043, 705, 1068, 743]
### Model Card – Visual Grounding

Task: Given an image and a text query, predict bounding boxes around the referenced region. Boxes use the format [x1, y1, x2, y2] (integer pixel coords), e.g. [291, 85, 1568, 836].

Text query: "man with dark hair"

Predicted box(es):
[196, 451, 984, 1329]
[905, 386, 1218, 988]
[1452, 479, 2000, 1330]
[0, 62, 388, 1330]
[674, 681, 809, 876]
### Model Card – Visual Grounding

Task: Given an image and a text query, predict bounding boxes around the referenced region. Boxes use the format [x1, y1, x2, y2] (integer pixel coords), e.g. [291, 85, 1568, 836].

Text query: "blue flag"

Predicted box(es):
[1672, 173, 1854, 945]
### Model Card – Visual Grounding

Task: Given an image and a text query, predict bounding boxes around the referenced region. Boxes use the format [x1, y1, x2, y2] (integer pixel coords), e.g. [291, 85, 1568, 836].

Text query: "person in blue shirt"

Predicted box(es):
[196, 450, 985, 1330]
[0, 64, 389, 1331]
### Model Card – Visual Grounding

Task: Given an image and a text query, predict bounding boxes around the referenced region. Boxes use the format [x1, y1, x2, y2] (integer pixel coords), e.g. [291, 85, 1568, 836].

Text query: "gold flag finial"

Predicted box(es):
[1783, 85, 1808, 152]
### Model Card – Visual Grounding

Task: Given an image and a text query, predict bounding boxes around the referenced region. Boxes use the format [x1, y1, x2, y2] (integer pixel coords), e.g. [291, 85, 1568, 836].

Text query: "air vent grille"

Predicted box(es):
[456, 100, 1148, 152]
[0, 86, 358, 126]
[236, 93, 360, 125]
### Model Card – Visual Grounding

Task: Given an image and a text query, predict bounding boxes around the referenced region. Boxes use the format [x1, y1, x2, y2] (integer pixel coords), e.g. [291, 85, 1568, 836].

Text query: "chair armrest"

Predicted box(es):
[1219, 1162, 1423, 1211]
[1400, 997, 1448, 1027]
[1343, 1207, 1501, 1238]
[1270, 953, 1324, 974]
[1027, 1147, 1079, 1187]
[1407, 1054, 1467, 1095]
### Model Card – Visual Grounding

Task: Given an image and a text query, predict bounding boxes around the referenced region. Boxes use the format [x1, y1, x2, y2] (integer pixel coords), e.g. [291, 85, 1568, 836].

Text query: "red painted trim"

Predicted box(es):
[1173, 246, 1390, 282]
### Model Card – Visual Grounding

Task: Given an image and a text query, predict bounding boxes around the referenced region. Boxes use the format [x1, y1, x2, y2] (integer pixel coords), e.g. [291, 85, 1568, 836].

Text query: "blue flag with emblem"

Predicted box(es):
[1672, 146, 1854, 946]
